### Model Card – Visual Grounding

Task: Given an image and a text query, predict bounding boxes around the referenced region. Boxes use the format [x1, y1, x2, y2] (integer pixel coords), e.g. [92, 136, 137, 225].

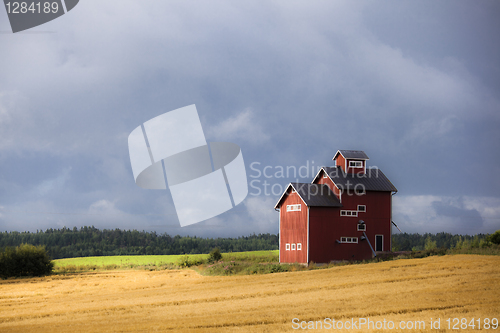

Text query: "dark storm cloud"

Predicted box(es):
[0, 0, 499, 235]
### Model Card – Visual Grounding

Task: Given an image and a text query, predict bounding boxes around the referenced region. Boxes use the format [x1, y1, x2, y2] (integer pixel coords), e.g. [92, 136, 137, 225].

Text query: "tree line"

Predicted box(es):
[0, 227, 497, 259]
[391, 232, 493, 251]
[0, 226, 279, 259]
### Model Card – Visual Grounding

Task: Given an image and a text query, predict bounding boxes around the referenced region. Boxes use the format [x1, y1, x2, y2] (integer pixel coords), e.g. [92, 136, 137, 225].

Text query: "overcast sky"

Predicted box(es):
[0, 0, 499, 237]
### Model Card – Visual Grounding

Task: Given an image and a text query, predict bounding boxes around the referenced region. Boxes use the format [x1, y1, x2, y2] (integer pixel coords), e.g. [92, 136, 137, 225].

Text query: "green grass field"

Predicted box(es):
[53, 250, 279, 273]
[52, 246, 499, 275]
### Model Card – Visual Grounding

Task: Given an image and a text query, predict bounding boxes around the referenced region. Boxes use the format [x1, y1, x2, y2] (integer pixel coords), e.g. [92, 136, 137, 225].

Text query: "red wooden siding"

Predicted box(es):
[309, 207, 372, 262]
[339, 191, 392, 254]
[306, 191, 392, 263]
[279, 191, 308, 263]
[280, 190, 392, 263]
[335, 154, 346, 172]
[335, 154, 365, 174]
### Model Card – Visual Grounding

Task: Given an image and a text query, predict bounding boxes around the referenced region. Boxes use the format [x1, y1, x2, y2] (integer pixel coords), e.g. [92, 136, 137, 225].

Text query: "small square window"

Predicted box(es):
[291, 243, 296, 250]
[286, 243, 290, 251]
[341, 237, 347, 242]
[358, 205, 366, 212]
[357, 223, 366, 231]
[340, 210, 358, 217]
[297, 243, 302, 250]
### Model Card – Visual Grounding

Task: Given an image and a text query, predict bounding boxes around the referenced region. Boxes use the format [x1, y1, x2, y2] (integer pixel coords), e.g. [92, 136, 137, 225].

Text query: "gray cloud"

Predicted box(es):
[0, 0, 499, 235]
[432, 198, 484, 233]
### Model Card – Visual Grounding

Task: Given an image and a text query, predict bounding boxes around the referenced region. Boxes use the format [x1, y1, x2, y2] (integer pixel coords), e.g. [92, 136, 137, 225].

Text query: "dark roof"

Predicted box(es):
[322, 166, 397, 192]
[274, 183, 342, 209]
[333, 150, 369, 160]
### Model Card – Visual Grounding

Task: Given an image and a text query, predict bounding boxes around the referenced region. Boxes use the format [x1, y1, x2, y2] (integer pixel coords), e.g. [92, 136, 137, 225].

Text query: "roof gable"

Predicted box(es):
[274, 183, 342, 209]
[333, 150, 369, 160]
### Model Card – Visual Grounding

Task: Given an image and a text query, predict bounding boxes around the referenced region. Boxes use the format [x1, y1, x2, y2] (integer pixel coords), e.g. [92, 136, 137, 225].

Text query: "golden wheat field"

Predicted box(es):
[0, 255, 499, 332]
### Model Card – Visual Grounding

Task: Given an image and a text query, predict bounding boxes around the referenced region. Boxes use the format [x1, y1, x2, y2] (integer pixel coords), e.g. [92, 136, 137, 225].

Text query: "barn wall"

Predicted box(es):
[279, 191, 308, 264]
[308, 191, 392, 262]
[340, 191, 392, 253]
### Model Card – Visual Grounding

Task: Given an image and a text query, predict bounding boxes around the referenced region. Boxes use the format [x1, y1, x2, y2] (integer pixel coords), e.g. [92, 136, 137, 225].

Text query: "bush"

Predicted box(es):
[177, 255, 204, 268]
[489, 230, 500, 245]
[0, 244, 54, 278]
[207, 247, 222, 263]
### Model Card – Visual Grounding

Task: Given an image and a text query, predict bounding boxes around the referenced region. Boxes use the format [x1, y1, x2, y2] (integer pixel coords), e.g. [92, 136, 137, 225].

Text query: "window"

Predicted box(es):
[297, 243, 302, 250]
[340, 210, 358, 217]
[286, 204, 301, 212]
[340, 237, 358, 243]
[323, 173, 327, 178]
[357, 223, 366, 231]
[357, 205, 366, 212]
[291, 243, 296, 250]
[349, 161, 363, 168]
[286, 243, 290, 250]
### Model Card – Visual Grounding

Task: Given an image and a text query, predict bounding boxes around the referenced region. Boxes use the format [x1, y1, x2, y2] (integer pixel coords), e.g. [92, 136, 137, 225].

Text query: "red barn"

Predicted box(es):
[274, 150, 397, 264]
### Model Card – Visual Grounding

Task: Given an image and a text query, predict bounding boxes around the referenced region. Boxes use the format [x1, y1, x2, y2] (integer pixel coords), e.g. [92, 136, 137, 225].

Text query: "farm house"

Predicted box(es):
[274, 150, 397, 264]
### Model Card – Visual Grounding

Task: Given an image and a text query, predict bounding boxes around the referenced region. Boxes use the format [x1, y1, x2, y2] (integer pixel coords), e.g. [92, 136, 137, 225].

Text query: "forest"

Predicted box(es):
[0, 226, 494, 259]
[0, 226, 279, 259]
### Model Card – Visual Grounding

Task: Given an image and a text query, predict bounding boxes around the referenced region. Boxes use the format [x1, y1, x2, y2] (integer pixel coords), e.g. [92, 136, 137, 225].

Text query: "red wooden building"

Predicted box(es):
[274, 150, 397, 264]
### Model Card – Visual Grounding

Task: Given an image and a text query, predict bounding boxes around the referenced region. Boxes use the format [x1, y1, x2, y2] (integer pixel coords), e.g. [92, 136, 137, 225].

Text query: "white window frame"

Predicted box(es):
[357, 223, 366, 231]
[286, 204, 301, 212]
[297, 243, 302, 250]
[357, 205, 366, 212]
[340, 237, 358, 244]
[349, 160, 363, 168]
[291, 243, 296, 250]
[286, 243, 290, 251]
[340, 210, 358, 217]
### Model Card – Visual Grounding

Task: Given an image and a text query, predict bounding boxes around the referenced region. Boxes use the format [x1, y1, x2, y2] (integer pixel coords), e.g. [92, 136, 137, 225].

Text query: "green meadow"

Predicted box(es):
[53, 250, 279, 273]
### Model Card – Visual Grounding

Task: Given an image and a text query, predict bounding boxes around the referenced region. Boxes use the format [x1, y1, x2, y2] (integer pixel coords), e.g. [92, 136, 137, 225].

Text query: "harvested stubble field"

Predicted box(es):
[0, 255, 499, 332]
